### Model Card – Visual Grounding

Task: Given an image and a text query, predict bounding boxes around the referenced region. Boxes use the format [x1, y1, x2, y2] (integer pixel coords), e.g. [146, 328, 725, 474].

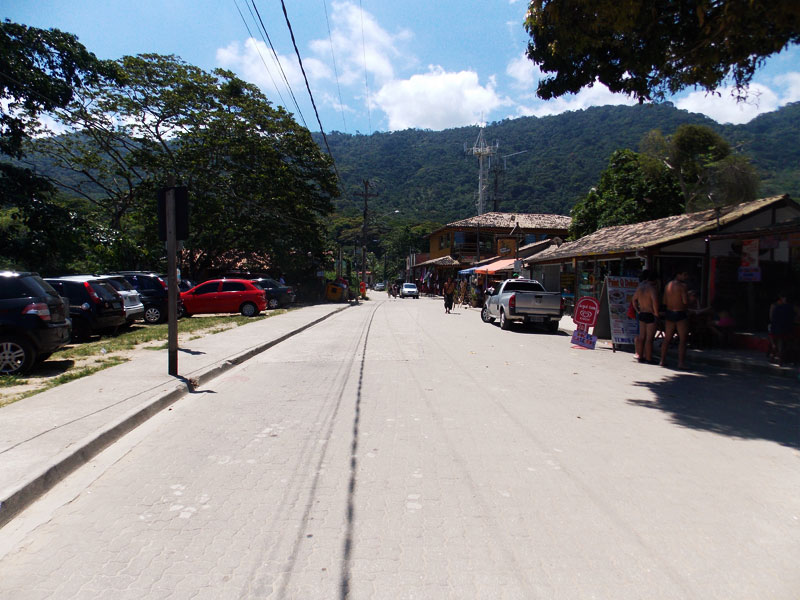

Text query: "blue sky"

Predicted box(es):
[5, 0, 800, 134]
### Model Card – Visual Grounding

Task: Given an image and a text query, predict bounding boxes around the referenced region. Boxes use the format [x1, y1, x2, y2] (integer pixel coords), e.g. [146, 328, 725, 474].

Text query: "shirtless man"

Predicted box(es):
[660, 270, 690, 369]
[632, 270, 659, 363]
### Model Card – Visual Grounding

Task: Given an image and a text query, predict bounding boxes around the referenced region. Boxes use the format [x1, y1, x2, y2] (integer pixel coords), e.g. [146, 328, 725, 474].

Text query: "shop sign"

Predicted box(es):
[573, 296, 600, 327]
[571, 323, 597, 349]
[605, 276, 639, 346]
[737, 266, 761, 282]
[741, 239, 759, 268]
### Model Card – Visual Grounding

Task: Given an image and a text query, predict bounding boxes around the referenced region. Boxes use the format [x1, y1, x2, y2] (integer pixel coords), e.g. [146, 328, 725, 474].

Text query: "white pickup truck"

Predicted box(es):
[480, 278, 563, 332]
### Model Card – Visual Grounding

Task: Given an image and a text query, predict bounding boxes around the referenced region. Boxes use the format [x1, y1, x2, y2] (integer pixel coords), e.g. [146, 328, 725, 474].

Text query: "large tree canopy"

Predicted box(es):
[524, 1, 800, 101]
[36, 54, 338, 276]
[569, 149, 683, 239]
[641, 124, 758, 212]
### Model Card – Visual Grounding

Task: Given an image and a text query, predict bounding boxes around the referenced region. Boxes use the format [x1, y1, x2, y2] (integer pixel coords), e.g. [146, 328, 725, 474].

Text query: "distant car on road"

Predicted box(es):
[0, 271, 71, 375]
[180, 279, 267, 317]
[400, 283, 419, 299]
[374, 282, 386, 291]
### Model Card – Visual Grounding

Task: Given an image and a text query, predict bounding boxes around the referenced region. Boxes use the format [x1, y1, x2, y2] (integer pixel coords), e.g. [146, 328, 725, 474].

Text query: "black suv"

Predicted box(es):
[44, 276, 126, 342]
[0, 272, 71, 374]
[108, 271, 170, 324]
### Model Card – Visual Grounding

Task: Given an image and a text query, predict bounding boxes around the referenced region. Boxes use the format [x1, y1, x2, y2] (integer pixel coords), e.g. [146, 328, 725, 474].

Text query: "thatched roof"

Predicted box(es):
[527, 195, 795, 264]
[430, 212, 571, 236]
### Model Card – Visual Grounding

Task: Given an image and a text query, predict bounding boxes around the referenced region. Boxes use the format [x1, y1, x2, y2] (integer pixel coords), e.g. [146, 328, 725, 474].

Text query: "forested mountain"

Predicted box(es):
[319, 102, 800, 222]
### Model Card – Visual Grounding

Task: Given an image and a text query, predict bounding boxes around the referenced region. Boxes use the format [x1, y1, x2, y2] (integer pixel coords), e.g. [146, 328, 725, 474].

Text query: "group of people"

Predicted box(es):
[632, 268, 798, 369]
[631, 269, 693, 369]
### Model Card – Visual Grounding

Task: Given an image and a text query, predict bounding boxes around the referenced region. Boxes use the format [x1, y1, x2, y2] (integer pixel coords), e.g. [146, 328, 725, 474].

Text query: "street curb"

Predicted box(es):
[0, 304, 351, 529]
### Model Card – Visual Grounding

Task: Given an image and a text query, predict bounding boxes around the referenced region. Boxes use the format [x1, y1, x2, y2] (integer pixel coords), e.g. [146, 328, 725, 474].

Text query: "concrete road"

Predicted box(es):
[1, 297, 798, 599]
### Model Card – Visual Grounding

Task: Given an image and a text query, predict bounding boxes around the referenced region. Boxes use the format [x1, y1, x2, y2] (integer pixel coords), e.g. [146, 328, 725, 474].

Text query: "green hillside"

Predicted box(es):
[319, 102, 800, 222]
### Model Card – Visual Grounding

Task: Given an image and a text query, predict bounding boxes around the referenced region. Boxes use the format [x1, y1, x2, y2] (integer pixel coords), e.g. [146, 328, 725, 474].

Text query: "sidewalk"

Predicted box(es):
[0, 303, 351, 528]
[558, 315, 799, 379]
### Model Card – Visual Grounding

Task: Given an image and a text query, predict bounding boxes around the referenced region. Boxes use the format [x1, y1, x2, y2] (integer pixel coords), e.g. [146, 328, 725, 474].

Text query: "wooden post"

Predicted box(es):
[166, 176, 178, 376]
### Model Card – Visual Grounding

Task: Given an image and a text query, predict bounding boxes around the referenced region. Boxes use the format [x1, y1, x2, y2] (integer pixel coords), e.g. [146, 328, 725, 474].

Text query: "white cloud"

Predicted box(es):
[373, 66, 510, 130]
[506, 54, 540, 89]
[676, 84, 780, 124]
[309, 1, 410, 88]
[216, 38, 331, 93]
[513, 81, 638, 118]
[774, 72, 800, 104]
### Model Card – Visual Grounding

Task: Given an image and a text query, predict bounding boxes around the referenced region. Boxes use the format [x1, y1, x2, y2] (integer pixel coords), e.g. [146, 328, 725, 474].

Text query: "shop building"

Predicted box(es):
[525, 195, 800, 330]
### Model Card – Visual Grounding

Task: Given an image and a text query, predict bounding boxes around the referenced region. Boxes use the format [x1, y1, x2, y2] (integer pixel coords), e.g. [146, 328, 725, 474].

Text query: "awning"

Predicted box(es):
[474, 258, 516, 275]
[458, 266, 477, 275]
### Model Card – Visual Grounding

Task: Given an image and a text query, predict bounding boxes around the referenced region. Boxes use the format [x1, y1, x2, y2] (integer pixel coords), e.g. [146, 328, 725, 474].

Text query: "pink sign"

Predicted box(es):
[573, 296, 600, 327]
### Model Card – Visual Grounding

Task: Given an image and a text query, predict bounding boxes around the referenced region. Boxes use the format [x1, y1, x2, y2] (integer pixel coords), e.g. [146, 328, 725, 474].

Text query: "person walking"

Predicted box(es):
[632, 270, 659, 364]
[443, 277, 456, 314]
[660, 270, 690, 369]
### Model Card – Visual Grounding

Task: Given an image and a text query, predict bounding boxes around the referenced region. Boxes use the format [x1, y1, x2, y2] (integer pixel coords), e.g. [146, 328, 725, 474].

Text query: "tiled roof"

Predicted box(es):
[415, 255, 462, 267]
[431, 212, 571, 236]
[527, 195, 794, 264]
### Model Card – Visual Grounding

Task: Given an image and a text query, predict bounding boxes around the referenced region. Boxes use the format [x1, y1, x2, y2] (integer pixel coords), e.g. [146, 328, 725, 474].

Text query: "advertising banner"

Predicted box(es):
[605, 276, 639, 346]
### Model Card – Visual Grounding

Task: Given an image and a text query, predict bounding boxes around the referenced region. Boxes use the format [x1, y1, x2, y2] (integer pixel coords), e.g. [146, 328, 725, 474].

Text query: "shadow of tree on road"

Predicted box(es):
[628, 370, 800, 450]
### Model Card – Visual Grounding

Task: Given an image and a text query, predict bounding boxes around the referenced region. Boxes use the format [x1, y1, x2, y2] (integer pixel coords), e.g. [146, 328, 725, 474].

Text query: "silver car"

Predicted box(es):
[98, 275, 145, 325]
[400, 283, 419, 299]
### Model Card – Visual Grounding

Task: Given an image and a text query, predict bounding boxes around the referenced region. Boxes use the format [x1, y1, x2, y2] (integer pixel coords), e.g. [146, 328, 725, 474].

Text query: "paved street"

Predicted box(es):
[1, 296, 798, 599]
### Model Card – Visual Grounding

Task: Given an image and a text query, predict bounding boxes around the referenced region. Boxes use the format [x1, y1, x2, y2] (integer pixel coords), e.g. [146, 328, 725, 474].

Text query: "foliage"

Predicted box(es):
[568, 149, 683, 238]
[641, 124, 759, 211]
[523, 0, 800, 102]
[31, 54, 338, 278]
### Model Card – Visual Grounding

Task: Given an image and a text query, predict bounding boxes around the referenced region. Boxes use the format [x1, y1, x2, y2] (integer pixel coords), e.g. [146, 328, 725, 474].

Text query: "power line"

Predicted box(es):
[232, 0, 288, 111]
[279, 0, 335, 161]
[321, 0, 347, 133]
[248, 0, 308, 129]
[358, 0, 372, 135]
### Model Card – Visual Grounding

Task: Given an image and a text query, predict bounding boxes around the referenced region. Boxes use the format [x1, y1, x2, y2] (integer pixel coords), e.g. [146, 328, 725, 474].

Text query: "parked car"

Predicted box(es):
[44, 275, 126, 342]
[178, 278, 195, 292]
[400, 283, 419, 298]
[249, 277, 295, 309]
[97, 275, 144, 326]
[481, 278, 563, 332]
[108, 271, 170, 324]
[180, 279, 267, 317]
[374, 282, 386, 291]
[0, 272, 72, 375]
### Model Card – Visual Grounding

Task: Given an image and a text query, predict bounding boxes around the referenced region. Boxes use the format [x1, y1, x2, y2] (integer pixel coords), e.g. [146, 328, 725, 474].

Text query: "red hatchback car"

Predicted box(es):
[179, 279, 267, 317]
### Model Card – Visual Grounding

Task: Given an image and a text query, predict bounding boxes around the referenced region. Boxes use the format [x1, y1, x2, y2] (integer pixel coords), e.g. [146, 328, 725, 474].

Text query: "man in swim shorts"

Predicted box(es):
[633, 270, 659, 363]
[660, 270, 690, 369]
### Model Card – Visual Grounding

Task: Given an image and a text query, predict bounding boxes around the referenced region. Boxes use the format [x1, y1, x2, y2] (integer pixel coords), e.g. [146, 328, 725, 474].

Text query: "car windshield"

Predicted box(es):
[250, 281, 264, 290]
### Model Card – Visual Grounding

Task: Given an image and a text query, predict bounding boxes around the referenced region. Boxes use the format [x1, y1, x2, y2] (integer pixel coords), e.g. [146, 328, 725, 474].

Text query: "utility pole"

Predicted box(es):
[165, 176, 178, 376]
[354, 180, 378, 286]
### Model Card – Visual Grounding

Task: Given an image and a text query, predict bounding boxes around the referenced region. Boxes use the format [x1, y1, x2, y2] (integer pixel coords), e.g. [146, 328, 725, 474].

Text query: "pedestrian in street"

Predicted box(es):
[768, 290, 797, 365]
[660, 270, 690, 369]
[632, 269, 659, 364]
[443, 277, 455, 314]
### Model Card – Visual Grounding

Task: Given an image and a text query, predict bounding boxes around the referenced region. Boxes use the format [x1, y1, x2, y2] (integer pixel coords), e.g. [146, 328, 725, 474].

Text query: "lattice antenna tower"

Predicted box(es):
[466, 126, 498, 215]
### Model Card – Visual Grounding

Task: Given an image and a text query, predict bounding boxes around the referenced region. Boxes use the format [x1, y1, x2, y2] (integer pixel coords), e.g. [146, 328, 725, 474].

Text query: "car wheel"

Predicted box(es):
[240, 302, 259, 317]
[267, 298, 280, 310]
[481, 305, 495, 323]
[144, 305, 163, 324]
[500, 309, 511, 330]
[0, 336, 35, 375]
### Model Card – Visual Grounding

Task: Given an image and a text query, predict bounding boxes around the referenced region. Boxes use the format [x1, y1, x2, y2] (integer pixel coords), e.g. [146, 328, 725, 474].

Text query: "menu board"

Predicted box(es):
[605, 276, 640, 346]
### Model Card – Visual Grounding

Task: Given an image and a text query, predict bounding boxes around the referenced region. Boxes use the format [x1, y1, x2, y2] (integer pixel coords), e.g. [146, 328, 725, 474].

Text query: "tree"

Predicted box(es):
[38, 54, 338, 277]
[642, 125, 758, 211]
[524, 1, 800, 102]
[568, 149, 683, 238]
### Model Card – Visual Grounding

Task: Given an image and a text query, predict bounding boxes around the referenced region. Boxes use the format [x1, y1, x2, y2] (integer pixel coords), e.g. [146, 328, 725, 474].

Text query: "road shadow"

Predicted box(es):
[628, 369, 800, 449]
